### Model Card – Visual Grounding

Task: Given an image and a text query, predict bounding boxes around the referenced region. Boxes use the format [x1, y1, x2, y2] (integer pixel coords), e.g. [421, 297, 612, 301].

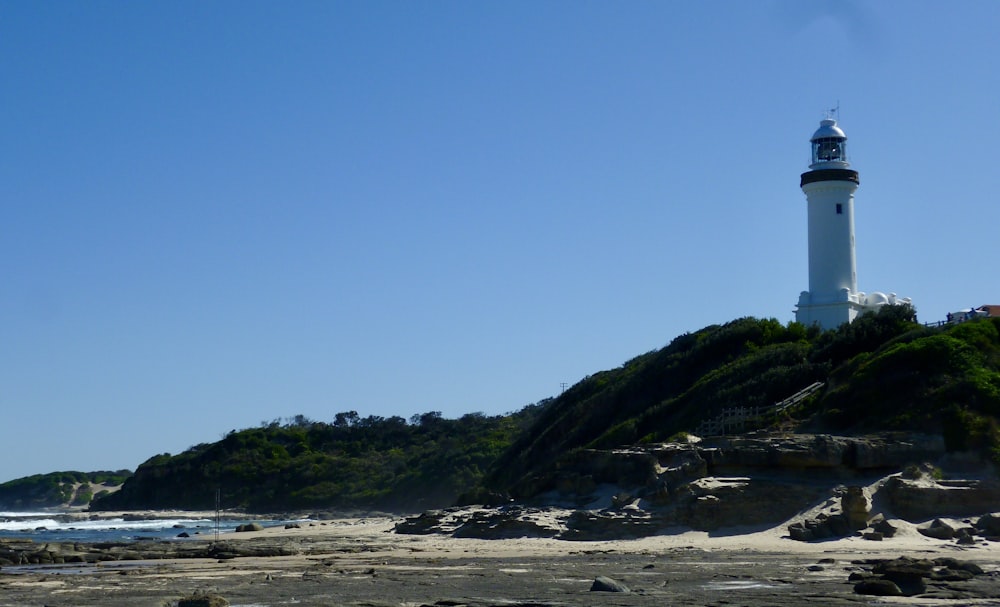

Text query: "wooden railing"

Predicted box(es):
[695, 381, 825, 437]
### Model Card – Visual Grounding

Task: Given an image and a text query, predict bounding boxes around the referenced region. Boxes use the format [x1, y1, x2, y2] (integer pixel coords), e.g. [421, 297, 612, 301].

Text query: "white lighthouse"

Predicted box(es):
[794, 117, 911, 330]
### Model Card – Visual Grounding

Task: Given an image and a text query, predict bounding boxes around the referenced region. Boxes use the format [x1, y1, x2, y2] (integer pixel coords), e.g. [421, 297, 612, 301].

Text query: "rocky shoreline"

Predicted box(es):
[398, 433, 1000, 543]
[2, 523, 1000, 606]
[0, 535, 300, 567]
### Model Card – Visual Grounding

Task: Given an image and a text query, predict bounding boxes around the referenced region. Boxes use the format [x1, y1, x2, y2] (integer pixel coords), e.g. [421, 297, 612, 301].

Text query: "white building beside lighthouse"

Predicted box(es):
[794, 117, 911, 330]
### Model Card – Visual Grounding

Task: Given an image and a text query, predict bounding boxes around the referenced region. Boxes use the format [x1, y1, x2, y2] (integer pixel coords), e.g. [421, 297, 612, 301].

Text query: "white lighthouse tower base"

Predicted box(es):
[796, 290, 912, 330]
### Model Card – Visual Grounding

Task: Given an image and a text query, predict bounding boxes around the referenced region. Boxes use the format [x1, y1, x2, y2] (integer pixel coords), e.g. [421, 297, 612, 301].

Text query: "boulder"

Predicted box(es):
[870, 558, 934, 596]
[178, 593, 229, 607]
[841, 486, 871, 530]
[787, 521, 814, 542]
[885, 476, 1000, 521]
[975, 512, 1000, 536]
[931, 568, 975, 582]
[235, 523, 264, 533]
[854, 579, 902, 596]
[873, 557, 935, 575]
[878, 565, 928, 596]
[826, 513, 851, 537]
[935, 558, 983, 575]
[853, 557, 991, 600]
[590, 576, 630, 593]
[788, 512, 852, 542]
[563, 509, 666, 541]
[873, 517, 898, 538]
[453, 509, 560, 539]
[918, 519, 957, 540]
[394, 511, 448, 535]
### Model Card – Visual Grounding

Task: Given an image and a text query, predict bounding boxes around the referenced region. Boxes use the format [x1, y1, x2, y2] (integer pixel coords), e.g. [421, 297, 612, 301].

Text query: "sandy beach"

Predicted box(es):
[2, 511, 1000, 607]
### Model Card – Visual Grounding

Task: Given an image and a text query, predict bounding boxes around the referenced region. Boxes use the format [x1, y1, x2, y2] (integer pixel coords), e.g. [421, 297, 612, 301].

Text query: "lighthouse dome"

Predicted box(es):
[866, 291, 890, 306]
[811, 118, 846, 141]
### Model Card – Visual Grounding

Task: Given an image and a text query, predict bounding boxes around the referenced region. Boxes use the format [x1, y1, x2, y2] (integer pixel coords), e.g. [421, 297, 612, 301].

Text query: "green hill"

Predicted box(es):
[82, 306, 999, 513]
[90, 410, 540, 512]
[483, 307, 1000, 497]
[0, 470, 131, 510]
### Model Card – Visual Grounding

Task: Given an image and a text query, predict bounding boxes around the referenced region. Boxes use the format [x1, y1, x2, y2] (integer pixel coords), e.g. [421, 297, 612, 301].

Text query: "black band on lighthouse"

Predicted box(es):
[800, 169, 860, 187]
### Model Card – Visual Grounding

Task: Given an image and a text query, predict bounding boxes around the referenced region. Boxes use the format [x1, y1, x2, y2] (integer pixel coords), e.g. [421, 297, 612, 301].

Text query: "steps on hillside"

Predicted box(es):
[695, 381, 825, 437]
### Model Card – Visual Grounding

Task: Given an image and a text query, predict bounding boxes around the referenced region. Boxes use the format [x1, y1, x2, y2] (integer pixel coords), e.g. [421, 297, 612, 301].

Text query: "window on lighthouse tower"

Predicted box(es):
[813, 137, 846, 163]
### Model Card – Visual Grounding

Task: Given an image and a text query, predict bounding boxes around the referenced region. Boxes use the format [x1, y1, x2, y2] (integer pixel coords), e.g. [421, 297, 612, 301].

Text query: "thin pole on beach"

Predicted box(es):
[215, 488, 221, 542]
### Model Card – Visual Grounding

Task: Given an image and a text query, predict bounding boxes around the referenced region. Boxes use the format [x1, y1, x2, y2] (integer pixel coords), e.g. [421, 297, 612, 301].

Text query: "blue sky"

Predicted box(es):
[2, 1, 998, 482]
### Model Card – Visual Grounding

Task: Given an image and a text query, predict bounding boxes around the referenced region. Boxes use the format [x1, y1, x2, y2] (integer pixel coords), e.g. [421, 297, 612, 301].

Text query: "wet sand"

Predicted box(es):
[2, 517, 999, 606]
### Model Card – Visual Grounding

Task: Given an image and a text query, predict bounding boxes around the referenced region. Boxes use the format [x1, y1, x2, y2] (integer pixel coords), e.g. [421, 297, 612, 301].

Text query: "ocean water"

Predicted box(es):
[0, 511, 294, 543]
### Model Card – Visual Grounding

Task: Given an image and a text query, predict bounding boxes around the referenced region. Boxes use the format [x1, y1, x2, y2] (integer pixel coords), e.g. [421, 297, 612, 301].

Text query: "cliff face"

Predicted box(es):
[400, 432, 999, 540]
[518, 433, 957, 532]
[884, 476, 1000, 521]
[534, 433, 948, 501]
